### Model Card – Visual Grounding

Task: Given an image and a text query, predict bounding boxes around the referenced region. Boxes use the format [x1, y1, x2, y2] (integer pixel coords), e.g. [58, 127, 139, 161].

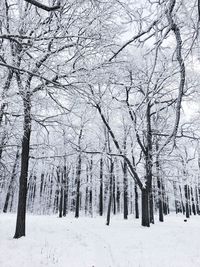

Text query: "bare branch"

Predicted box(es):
[25, 0, 60, 12]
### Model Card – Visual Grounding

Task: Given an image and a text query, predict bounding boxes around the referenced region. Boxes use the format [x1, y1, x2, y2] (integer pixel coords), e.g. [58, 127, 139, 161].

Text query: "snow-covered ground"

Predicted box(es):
[1, 213, 200, 267]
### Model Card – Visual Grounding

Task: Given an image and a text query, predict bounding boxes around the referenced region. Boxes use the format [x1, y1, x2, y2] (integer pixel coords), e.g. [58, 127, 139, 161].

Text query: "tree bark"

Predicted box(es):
[141, 188, 150, 227]
[14, 90, 31, 238]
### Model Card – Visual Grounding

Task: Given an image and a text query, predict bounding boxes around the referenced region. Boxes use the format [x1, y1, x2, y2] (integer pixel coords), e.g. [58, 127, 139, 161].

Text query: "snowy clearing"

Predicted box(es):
[1, 214, 200, 267]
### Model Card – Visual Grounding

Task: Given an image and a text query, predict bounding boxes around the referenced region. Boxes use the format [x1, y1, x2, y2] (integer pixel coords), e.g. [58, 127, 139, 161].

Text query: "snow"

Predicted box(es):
[1, 214, 200, 267]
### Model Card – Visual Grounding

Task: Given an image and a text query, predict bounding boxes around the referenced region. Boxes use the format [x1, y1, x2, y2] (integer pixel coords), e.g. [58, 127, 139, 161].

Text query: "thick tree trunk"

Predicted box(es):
[141, 188, 150, 227]
[14, 92, 31, 238]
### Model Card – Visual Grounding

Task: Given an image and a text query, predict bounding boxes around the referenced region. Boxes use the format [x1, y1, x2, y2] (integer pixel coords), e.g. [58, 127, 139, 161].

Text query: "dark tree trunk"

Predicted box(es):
[191, 187, 196, 215]
[59, 185, 63, 218]
[179, 185, 185, 215]
[184, 184, 190, 218]
[155, 141, 163, 222]
[157, 177, 164, 222]
[75, 153, 81, 218]
[48, 172, 53, 213]
[188, 187, 192, 215]
[134, 183, 139, 219]
[14, 90, 31, 238]
[63, 166, 69, 216]
[116, 181, 120, 213]
[40, 173, 44, 199]
[89, 158, 93, 216]
[85, 166, 89, 214]
[173, 181, 178, 214]
[141, 188, 150, 227]
[106, 159, 114, 226]
[3, 149, 20, 213]
[123, 157, 128, 220]
[146, 100, 154, 224]
[9, 190, 15, 212]
[99, 158, 103, 216]
[149, 189, 154, 224]
[195, 186, 200, 215]
[113, 174, 116, 215]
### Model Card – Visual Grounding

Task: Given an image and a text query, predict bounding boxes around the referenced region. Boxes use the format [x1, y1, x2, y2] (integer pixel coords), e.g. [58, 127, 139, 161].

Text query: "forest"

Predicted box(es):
[0, 0, 200, 266]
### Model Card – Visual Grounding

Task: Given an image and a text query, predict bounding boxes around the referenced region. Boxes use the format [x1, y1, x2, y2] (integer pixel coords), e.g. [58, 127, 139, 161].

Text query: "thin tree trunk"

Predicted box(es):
[99, 157, 103, 216]
[63, 165, 69, 216]
[106, 159, 114, 226]
[134, 183, 139, 219]
[89, 158, 93, 217]
[184, 184, 190, 218]
[113, 174, 116, 215]
[3, 148, 20, 213]
[75, 153, 81, 218]
[191, 187, 196, 215]
[123, 158, 128, 219]
[179, 185, 185, 215]
[195, 186, 200, 215]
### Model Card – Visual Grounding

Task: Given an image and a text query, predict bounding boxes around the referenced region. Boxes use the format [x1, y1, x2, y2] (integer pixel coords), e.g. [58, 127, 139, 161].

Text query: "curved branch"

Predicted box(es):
[25, 0, 60, 11]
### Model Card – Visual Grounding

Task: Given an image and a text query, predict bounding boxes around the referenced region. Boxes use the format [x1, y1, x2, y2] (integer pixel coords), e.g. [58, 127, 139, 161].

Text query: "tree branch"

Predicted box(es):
[25, 0, 60, 12]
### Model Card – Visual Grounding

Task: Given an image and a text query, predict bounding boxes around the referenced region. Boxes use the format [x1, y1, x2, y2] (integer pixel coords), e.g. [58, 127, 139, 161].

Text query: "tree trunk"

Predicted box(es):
[113, 174, 116, 215]
[191, 187, 196, 215]
[157, 177, 164, 222]
[179, 185, 185, 215]
[134, 183, 139, 219]
[123, 157, 128, 220]
[184, 184, 190, 218]
[3, 149, 20, 213]
[141, 188, 150, 227]
[14, 91, 31, 238]
[149, 189, 154, 224]
[75, 153, 81, 218]
[195, 186, 200, 215]
[99, 158, 103, 216]
[59, 185, 63, 218]
[63, 166, 69, 216]
[106, 159, 114, 226]
[89, 158, 93, 217]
